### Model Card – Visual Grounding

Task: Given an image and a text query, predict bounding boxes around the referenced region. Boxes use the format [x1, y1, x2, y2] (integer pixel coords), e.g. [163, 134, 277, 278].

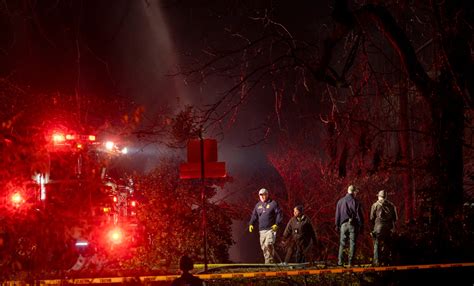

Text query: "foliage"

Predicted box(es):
[128, 156, 234, 269]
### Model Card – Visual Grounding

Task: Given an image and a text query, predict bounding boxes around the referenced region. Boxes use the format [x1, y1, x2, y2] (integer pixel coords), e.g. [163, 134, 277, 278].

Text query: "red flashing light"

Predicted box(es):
[108, 228, 123, 244]
[131, 201, 136, 207]
[66, 134, 75, 140]
[76, 143, 83, 149]
[11, 193, 24, 205]
[88, 135, 96, 141]
[113, 196, 117, 202]
[52, 133, 66, 143]
[105, 141, 115, 150]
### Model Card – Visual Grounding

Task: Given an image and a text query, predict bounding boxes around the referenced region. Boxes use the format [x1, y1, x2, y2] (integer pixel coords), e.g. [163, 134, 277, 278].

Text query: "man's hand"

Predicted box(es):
[249, 225, 254, 233]
[271, 224, 278, 232]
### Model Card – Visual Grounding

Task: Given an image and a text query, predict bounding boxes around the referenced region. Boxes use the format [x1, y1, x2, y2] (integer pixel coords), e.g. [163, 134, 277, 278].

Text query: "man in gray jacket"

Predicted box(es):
[370, 190, 398, 266]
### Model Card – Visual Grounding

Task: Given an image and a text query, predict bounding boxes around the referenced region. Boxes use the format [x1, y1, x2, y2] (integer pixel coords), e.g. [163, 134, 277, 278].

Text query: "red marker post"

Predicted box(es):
[179, 134, 226, 271]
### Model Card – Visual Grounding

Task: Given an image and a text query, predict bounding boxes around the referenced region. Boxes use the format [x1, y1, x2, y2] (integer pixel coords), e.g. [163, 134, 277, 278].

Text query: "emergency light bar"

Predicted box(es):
[52, 133, 97, 145]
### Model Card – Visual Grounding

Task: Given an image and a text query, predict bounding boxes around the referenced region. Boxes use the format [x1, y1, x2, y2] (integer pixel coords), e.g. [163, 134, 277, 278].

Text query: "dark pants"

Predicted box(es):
[373, 231, 393, 265]
[338, 221, 358, 266]
[284, 240, 310, 263]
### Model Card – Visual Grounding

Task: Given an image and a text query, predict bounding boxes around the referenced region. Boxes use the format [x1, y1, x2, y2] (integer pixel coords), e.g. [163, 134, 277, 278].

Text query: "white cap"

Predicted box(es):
[258, 188, 268, 195]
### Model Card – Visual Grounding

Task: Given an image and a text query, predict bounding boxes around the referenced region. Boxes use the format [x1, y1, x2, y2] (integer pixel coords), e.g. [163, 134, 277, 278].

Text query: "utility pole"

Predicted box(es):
[199, 130, 208, 272]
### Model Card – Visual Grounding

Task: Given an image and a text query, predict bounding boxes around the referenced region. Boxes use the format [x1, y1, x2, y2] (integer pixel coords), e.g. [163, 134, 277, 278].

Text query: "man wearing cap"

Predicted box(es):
[249, 188, 283, 264]
[370, 190, 398, 266]
[282, 205, 317, 263]
[335, 185, 364, 267]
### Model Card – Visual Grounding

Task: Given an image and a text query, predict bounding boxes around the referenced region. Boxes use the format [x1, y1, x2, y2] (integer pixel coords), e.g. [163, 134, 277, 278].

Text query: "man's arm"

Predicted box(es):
[370, 203, 376, 225]
[393, 203, 398, 222]
[391, 203, 398, 231]
[283, 219, 292, 239]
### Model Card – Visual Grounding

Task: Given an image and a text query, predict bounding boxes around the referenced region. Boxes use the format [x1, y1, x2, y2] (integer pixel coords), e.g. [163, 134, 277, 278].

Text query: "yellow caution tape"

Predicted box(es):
[3, 262, 474, 284]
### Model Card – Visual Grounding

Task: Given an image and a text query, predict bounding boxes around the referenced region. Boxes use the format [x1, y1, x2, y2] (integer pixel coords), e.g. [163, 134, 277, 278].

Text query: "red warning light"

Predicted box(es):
[113, 196, 117, 202]
[108, 228, 123, 244]
[11, 192, 24, 205]
[131, 201, 137, 207]
[52, 133, 66, 143]
[88, 135, 96, 141]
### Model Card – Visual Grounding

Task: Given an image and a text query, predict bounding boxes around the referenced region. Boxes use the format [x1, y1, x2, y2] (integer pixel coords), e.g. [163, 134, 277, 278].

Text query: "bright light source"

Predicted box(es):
[75, 241, 89, 247]
[88, 135, 96, 141]
[130, 201, 136, 207]
[52, 133, 65, 143]
[76, 143, 83, 149]
[121, 147, 128, 154]
[39, 174, 47, 201]
[66, 134, 75, 140]
[11, 193, 23, 204]
[105, 141, 115, 150]
[103, 207, 111, 213]
[113, 196, 117, 202]
[108, 228, 123, 244]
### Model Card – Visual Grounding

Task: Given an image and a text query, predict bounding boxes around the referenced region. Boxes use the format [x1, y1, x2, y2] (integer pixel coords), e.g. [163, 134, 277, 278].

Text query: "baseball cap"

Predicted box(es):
[377, 190, 386, 198]
[258, 188, 268, 195]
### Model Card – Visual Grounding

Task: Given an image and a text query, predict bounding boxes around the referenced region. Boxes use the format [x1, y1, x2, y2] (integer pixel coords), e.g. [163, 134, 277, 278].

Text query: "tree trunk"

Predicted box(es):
[398, 82, 414, 222]
[432, 81, 464, 216]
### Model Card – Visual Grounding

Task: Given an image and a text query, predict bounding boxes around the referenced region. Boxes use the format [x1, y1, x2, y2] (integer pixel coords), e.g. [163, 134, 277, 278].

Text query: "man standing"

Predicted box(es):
[370, 190, 398, 266]
[249, 188, 283, 264]
[335, 185, 364, 267]
[283, 205, 317, 264]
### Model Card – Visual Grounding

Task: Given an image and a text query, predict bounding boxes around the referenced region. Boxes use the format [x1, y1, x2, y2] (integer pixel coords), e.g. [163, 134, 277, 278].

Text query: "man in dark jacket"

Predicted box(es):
[335, 185, 364, 266]
[370, 190, 398, 266]
[249, 188, 283, 264]
[283, 205, 317, 263]
[171, 255, 205, 286]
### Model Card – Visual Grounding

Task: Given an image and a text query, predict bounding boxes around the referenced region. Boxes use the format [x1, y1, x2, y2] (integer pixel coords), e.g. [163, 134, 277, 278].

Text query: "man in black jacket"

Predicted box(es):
[283, 205, 317, 263]
[171, 255, 205, 286]
[335, 185, 364, 267]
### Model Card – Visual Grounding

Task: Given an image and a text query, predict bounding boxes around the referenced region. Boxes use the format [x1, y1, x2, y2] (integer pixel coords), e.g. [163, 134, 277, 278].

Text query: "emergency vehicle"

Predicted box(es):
[0, 129, 138, 274]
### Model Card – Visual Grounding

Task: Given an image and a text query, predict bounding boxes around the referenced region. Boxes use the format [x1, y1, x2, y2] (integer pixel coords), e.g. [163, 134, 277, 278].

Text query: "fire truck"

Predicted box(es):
[0, 129, 138, 275]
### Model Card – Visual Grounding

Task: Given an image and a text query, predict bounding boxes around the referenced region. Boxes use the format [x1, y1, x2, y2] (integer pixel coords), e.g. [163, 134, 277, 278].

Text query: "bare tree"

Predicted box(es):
[175, 0, 472, 221]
